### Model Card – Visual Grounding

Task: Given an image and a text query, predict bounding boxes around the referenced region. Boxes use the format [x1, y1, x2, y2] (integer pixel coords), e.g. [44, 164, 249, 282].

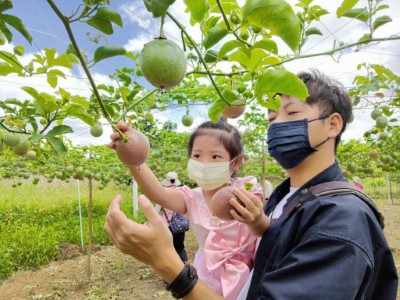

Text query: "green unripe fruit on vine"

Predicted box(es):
[90, 123, 103, 137]
[375, 116, 388, 129]
[251, 26, 262, 33]
[75, 166, 84, 176]
[2, 132, 21, 147]
[378, 132, 389, 141]
[13, 140, 30, 156]
[94, 173, 102, 181]
[229, 11, 241, 24]
[239, 30, 250, 40]
[236, 83, 247, 94]
[370, 109, 381, 120]
[40, 119, 48, 125]
[65, 165, 74, 174]
[1, 159, 10, 167]
[26, 150, 36, 160]
[182, 114, 193, 127]
[140, 38, 187, 90]
[17, 182, 22, 186]
[84, 170, 93, 179]
[56, 171, 64, 180]
[33, 177, 39, 185]
[152, 149, 163, 159]
[347, 162, 357, 173]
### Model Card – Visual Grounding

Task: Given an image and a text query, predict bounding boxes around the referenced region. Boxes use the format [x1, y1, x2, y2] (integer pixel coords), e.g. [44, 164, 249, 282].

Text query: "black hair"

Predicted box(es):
[297, 69, 353, 149]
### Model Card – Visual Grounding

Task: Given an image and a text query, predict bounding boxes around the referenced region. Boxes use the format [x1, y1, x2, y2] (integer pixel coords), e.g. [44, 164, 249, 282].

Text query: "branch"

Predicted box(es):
[215, 0, 252, 48]
[47, 0, 114, 128]
[117, 89, 158, 122]
[166, 11, 229, 105]
[278, 36, 400, 66]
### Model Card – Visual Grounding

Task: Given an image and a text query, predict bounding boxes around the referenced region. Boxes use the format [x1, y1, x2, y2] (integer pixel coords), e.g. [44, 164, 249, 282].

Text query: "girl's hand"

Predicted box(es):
[229, 188, 270, 236]
[108, 122, 131, 149]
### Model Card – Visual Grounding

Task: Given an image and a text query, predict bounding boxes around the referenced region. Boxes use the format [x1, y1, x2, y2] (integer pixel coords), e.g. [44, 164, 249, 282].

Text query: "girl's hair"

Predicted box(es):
[188, 117, 243, 174]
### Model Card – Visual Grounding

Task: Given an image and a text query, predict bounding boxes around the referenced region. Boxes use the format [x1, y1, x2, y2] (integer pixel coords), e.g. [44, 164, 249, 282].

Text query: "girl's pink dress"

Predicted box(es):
[179, 176, 263, 300]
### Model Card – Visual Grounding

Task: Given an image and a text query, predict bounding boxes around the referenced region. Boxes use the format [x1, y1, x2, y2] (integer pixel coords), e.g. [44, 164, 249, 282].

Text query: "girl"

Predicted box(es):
[109, 118, 267, 300]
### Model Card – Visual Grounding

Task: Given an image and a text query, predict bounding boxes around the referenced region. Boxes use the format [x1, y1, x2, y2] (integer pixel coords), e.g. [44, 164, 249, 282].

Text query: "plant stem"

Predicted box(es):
[117, 89, 158, 122]
[46, 0, 114, 127]
[166, 11, 229, 105]
[215, 0, 252, 47]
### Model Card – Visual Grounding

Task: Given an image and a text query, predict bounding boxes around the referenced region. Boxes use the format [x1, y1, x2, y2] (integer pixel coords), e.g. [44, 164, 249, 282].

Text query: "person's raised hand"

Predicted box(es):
[104, 194, 183, 280]
[229, 188, 269, 236]
[108, 122, 131, 149]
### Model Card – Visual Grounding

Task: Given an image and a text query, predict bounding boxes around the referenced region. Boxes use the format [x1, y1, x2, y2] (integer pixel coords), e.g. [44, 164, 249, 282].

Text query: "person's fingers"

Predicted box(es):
[138, 195, 165, 227]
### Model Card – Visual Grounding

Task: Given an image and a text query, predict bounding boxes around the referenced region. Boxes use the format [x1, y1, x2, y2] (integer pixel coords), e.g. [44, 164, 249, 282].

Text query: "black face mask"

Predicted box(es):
[267, 117, 329, 169]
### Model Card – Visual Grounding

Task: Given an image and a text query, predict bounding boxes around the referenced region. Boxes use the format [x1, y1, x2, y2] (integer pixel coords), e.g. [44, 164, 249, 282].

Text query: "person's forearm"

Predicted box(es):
[128, 163, 185, 211]
[183, 280, 224, 300]
[153, 256, 223, 300]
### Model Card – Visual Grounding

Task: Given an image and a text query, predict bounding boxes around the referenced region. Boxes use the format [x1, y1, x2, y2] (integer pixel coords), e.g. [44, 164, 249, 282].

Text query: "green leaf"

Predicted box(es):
[93, 46, 126, 64]
[47, 69, 66, 88]
[0, 0, 13, 13]
[208, 99, 226, 123]
[71, 95, 90, 108]
[45, 135, 67, 157]
[86, 16, 113, 35]
[336, 0, 359, 17]
[21, 87, 58, 114]
[255, 69, 308, 108]
[242, 0, 301, 52]
[0, 13, 32, 44]
[253, 39, 278, 54]
[184, 0, 209, 23]
[228, 50, 251, 67]
[30, 132, 44, 143]
[305, 27, 323, 36]
[0, 61, 14, 75]
[0, 50, 23, 74]
[373, 16, 392, 31]
[0, 21, 12, 43]
[71, 113, 95, 126]
[249, 48, 268, 71]
[143, 0, 176, 18]
[47, 125, 73, 137]
[218, 40, 250, 60]
[342, 8, 369, 22]
[373, 4, 389, 14]
[95, 7, 123, 27]
[203, 27, 228, 49]
[222, 89, 239, 102]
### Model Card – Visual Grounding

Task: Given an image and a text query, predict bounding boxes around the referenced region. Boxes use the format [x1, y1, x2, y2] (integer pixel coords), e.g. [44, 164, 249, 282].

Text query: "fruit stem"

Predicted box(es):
[47, 0, 114, 126]
[116, 89, 158, 122]
[159, 16, 166, 39]
[166, 11, 230, 106]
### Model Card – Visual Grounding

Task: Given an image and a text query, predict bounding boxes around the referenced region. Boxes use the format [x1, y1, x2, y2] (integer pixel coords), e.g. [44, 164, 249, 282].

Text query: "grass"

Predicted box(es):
[0, 178, 146, 280]
[0, 177, 398, 281]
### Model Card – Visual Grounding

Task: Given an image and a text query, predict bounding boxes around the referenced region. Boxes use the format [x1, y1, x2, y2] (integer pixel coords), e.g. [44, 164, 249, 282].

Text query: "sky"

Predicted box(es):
[1, 0, 399, 146]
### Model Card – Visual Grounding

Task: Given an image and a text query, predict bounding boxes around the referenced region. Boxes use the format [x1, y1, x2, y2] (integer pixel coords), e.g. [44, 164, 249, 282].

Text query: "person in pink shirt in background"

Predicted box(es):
[353, 176, 364, 190]
[107, 117, 267, 300]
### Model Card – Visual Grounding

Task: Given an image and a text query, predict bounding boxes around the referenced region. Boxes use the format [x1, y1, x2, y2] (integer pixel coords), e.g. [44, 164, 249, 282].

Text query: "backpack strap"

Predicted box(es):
[276, 181, 384, 229]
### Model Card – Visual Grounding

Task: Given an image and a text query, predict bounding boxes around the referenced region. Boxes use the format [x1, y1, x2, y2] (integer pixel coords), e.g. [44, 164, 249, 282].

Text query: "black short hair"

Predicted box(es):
[297, 69, 353, 149]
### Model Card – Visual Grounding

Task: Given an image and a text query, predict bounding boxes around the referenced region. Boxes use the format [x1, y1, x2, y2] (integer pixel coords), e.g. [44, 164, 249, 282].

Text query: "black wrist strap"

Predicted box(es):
[166, 262, 198, 299]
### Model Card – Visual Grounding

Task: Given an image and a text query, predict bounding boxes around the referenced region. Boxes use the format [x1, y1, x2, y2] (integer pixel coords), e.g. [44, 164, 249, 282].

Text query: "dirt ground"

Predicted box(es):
[0, 203, 399, 300]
